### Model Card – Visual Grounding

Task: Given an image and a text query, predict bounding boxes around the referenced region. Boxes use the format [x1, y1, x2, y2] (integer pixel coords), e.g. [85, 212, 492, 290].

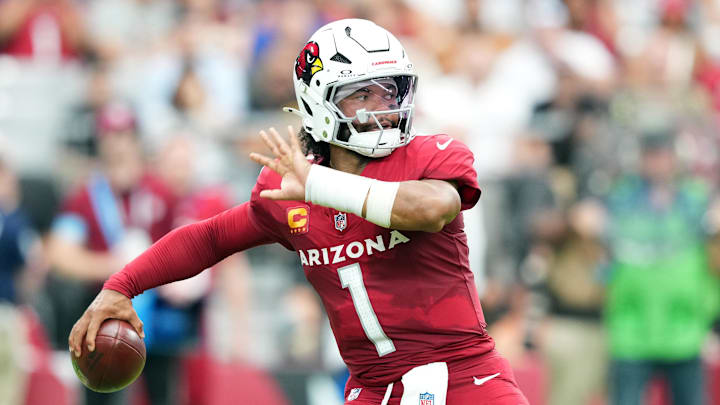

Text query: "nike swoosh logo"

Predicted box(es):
[473, 372, 500, 386]
[436, 139, 453, 150]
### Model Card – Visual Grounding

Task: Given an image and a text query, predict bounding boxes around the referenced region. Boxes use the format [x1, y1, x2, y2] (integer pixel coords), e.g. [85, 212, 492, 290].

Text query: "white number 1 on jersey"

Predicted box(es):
[338, 263, 396, 357]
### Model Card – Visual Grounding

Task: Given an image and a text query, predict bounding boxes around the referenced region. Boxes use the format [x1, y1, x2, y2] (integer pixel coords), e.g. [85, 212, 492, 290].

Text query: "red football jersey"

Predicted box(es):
[248, 134, 494, 386]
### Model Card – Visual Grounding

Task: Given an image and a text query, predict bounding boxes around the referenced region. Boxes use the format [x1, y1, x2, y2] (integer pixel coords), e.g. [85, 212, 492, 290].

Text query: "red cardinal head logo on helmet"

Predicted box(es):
[295, 41, 323, 85]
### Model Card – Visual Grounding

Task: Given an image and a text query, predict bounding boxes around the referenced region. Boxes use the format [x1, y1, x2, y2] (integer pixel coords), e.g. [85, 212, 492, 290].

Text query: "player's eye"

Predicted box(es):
[350, 89, 370, 101]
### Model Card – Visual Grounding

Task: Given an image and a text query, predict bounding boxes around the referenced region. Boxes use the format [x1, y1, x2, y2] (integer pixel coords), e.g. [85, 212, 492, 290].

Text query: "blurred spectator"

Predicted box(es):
[0, 153, 43, 405]
[45, 110, 176, 405]
[152, 135, 252, 364]
[126, 0, 250, 146]
[123, 135, 223, 405]
[503, 135, 559, 280]
[624, 0, 698, 90]
[150, 59, 241, 186]
[538, 199, 608, 405]
[172, 0, 249, 119]
[564, 97, 619, 198]
[604, 130, 720, 405]
[169, 59, 233, 137]
[61, 62, 115, 181]
[532, 94, 620, 198]
[485, 134, 559, 357]
[534, 20, 616, 101]
[279, 285, 324, 368]
[415, 31, 504, 141]
[0, 0, 87, 62]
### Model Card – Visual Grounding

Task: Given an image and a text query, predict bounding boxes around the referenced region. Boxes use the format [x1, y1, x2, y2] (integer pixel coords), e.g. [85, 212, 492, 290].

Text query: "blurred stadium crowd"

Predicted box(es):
[2, 0, 720, 404]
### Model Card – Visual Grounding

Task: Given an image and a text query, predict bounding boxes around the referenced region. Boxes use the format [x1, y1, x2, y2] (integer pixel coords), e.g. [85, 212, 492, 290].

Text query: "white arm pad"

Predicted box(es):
[365, 180, 399, 228]
[305, 164, 373, 217]
[304, 164, 400, 228]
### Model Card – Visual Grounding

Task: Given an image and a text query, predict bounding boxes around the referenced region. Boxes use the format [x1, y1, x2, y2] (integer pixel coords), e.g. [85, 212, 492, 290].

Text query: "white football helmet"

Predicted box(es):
[286, 19, 417, 158]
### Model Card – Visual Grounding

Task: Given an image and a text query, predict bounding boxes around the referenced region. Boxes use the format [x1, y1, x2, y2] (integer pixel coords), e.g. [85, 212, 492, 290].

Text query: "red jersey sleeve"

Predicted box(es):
[103, 201, 275, 298]
[248, 167, 294, 250]
[417, 135, 481, 210]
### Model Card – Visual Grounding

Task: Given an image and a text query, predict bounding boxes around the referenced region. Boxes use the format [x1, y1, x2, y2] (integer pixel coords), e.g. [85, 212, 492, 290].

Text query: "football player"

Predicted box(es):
[69, 19, 529, 404]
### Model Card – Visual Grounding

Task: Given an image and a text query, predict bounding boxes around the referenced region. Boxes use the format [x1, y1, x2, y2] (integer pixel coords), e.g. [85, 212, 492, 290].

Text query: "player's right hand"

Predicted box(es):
[249, 126, 311, 202]
[68, 289, 144, 358]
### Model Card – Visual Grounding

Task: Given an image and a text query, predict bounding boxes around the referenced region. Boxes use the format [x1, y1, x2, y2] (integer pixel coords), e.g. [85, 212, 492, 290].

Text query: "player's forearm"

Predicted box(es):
[104, 202, 270, 298]
[306, 165, 461, 232]
[103, 221, 223, 298]
[381, 179, 461, 232]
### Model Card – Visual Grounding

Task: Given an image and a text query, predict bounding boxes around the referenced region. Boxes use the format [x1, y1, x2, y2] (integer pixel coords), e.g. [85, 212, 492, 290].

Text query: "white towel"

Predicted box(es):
[399, 362, 448, 405]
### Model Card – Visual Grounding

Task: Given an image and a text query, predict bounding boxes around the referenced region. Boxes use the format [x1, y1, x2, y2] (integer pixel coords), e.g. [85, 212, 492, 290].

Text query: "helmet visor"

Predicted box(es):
[330, 75, 416, 121]
[324, 75, 417, 156]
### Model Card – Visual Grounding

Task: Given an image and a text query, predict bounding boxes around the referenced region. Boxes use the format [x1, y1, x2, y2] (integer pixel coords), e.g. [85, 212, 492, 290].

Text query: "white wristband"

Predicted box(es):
[305, 164, 373, 216]
[365, 180, 399, 228]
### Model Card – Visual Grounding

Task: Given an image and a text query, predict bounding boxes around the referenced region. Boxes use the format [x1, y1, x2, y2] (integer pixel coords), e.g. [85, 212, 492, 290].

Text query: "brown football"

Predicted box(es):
[71, 319, 146, 393]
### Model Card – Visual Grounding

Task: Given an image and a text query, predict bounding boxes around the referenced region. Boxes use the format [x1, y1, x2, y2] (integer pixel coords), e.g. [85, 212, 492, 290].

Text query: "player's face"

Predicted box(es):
[336, 83, 400, 132]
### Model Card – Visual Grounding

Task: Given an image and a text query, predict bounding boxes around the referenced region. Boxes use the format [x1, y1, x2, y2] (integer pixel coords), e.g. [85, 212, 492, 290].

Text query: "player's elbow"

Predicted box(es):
[420, 192, 461, 232]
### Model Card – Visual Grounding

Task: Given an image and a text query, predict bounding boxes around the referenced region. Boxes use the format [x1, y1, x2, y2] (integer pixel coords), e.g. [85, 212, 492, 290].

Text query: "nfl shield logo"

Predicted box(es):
[419, 392, 434, 405]
[334, 212, 347, 232]
[347, 388, 362, 401]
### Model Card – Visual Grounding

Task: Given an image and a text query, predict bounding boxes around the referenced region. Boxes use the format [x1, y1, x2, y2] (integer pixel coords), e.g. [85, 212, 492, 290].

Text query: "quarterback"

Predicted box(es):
[69, 19, 528, 404]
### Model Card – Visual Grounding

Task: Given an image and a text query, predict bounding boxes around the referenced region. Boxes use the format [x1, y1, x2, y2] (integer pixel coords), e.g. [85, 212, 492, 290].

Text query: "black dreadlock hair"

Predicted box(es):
[299, 127, 330, 165]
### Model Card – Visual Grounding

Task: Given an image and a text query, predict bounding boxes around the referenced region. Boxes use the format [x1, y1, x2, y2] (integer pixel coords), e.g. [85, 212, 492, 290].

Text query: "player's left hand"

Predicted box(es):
[249, 126, 311, 201]
[69, 289, 144, 357]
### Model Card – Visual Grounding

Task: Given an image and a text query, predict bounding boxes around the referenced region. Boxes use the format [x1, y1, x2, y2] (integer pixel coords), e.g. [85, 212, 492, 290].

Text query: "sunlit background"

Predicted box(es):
[1, 0, 720, 404]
